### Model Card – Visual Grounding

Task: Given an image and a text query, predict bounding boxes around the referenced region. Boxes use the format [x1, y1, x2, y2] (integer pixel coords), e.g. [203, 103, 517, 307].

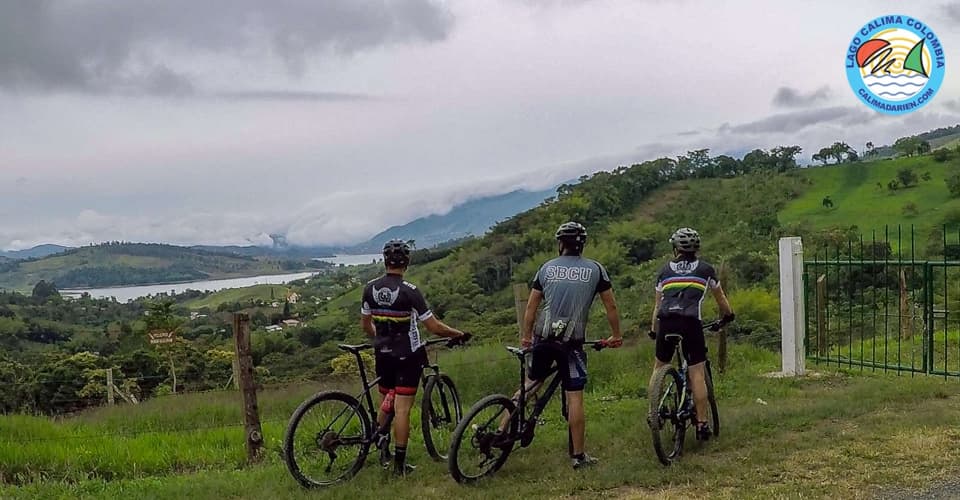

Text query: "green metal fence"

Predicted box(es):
[803, 225, 960, 378]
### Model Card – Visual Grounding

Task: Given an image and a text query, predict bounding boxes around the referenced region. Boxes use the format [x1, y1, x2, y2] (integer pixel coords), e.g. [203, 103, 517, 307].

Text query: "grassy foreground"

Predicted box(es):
[2, 340, 959, 499]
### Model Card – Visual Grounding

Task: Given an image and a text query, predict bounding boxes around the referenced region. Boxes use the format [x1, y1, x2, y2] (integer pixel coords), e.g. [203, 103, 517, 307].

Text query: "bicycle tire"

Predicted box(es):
[448, 394, 516, 484]
[421, 373, 463, 461]
[283, 391, 372, 488]
[705, 360, 720, 438]
[648, 365, 685, 466]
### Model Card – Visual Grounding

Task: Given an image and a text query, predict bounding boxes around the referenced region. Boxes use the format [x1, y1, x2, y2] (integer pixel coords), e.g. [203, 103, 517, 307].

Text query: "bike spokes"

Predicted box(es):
[287, 396, 369, 486]
[649, 366, 685, 466]
[449, 395, 516, 483]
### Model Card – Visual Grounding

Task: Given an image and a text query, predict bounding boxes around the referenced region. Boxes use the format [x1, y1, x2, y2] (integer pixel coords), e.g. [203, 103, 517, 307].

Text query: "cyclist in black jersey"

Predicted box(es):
[360, 239, 469, 476]
[649, 228, 734, 441]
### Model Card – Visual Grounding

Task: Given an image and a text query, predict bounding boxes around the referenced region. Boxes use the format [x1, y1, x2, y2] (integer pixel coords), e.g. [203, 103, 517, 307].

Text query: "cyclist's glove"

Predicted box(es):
[447, 332, 472, 348]
[721, 313, 736, 325]
[647, 330, 657, 340]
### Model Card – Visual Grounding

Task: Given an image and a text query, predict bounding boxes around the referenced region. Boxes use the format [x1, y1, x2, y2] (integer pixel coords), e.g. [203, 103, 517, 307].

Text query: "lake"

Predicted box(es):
[61, 271, 318, 302]
[314, 253, 383, 266]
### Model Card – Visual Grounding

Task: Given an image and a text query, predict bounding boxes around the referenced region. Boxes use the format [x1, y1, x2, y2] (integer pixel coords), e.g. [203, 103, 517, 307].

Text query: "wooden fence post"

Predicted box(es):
[106, 368, 115, 406]
[233, 313, 263, 463]
[513, 283, 530, 341]
[816, 274, 827, 357]
[716, 262, 730, 374]
[899, 270, 911, 339]
[231, 356, 241, 390]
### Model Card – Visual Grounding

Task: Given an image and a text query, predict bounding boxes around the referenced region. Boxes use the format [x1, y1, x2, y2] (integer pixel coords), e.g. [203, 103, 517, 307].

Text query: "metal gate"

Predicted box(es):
[803, 226, 960, 378]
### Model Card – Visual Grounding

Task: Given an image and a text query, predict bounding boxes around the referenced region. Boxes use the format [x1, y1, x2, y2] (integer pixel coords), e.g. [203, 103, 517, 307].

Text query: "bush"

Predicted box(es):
[726, 287, 780, 326]
[329, 351, 374, 377]
[946, 172, 960, 198]
[902, 202, 919, 217]
[933, 148, 952, 162]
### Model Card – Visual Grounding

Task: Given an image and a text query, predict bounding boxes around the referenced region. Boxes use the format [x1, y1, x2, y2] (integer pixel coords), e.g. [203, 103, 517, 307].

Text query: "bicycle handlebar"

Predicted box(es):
[339, 333, 470, 353]
[505, 339, 610, 358]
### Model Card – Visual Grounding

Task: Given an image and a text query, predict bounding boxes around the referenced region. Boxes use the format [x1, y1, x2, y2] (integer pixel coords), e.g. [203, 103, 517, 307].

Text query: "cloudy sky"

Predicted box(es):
[2, 0, 959, 250]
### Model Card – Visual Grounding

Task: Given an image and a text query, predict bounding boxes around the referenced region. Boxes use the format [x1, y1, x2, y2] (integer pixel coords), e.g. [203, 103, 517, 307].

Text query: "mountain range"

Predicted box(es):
[344, 187, 557, 253]
[1, 185, 560, 262]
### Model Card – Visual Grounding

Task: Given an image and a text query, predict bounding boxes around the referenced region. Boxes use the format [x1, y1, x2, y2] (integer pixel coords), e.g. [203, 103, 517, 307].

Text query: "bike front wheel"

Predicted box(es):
[422, 373, 463, 461]
[282, 391, 372, 488]
[648, 365, 685, 466]
[448, 394, 516, 484]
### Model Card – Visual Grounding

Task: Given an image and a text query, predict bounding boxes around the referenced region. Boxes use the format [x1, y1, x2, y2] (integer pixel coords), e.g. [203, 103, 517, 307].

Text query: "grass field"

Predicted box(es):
[780, 156, 960, 236]
[182, 284, 294, 310]
[2, 340, 959, 499]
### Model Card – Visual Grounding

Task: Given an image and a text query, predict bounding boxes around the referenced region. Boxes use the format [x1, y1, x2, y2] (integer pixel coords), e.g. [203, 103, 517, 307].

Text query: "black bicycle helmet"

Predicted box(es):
[382, 239, 411, 268]
[669, 227, 701, 253]
[555, 221, 588, 244]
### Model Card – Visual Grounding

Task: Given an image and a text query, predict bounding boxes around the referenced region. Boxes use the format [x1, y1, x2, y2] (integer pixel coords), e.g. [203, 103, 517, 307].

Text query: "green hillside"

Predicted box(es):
[0, 243, 321, 291]
[780, 155, 960, 252]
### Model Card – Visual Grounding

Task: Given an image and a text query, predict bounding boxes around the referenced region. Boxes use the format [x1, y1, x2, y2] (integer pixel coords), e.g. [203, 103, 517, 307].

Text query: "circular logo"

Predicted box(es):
[846, 15, 945, 115]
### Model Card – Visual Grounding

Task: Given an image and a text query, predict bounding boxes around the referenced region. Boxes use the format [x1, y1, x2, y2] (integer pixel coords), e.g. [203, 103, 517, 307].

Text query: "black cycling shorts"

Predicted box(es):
[375, 349, 427, 396]
[656, 316, 707, 365]
[528, 341, 587, 392]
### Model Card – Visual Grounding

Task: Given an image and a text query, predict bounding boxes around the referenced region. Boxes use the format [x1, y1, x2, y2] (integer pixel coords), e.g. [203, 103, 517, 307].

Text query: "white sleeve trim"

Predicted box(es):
[418, 310, 434, 322]
[361, 302, 372, 316]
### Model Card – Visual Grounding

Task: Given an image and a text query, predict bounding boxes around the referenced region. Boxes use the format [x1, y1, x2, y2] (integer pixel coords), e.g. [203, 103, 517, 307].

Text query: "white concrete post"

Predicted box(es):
[778, 237, 806, 376]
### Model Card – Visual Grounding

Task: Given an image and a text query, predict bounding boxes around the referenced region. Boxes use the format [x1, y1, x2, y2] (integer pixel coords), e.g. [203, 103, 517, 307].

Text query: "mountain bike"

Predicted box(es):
[647, 320, 722, 466]
[282, 336, 468, 488]
[447, 340, 610, 483]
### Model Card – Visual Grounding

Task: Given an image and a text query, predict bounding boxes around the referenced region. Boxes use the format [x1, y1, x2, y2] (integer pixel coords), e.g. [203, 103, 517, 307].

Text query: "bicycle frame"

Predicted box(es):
[335, 338, 455, 442]
[506, 341, 605, 443]
[660, 321, 721, 425]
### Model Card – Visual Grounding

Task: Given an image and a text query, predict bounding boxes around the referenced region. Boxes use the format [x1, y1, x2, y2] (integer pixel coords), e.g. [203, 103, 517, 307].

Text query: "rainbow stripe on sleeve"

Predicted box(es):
[659, 276, 707, 292]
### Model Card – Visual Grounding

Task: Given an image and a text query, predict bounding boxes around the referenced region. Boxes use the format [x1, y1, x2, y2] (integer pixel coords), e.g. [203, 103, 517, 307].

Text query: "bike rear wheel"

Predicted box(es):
[448, 394, 516, 483]
[705, 360, 720, 438]
[422, 373, 463, 461]
[283, 391, 371, 488]
[648, 365, 685, 466]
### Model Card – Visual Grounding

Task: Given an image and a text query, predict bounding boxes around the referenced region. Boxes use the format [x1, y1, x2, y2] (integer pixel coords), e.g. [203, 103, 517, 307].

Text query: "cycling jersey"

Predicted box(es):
[361, 274, 433, 358]
[531, 256, 612, 344]
[655, 259, 719, 320]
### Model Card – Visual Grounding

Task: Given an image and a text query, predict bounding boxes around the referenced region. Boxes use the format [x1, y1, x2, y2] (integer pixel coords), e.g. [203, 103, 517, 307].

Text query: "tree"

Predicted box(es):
[946, 173, 960, 198]
[282, 300, 291, 319]
[897, 168, 918, 188]
[894, 136, 922, 157]
[865, 141, 875, 157]
[812, 150, 829, 166]
[887, 179, 900, 191]
[769, 145, 802, 172]
[31, 281, 59, 301]
[828, 142, 856, 163]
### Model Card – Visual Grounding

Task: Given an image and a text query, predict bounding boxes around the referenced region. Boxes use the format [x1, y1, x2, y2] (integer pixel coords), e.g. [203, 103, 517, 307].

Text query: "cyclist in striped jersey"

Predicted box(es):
[649, 228, 734, 441]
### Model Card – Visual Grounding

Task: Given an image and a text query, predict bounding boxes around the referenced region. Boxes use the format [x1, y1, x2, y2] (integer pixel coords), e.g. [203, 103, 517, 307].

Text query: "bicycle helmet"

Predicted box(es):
[555, 221, 587, 255]
[555, 221, 587, 244]
[669, 227, 701, 253]
[382, 239, 411, 268]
